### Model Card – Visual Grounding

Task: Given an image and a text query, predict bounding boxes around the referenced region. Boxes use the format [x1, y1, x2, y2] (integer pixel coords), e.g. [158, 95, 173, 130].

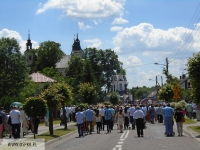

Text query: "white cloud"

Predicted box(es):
[93, 20, 98, 25]
[83, 38, 102, 49]
[112, 17, 129, 24]
[112, 23, 200, 56]
[110, 26, 123, 32]
[0, 29, 39, 54]
[78, 22, 92, 30]
[36, 0, 126, 19]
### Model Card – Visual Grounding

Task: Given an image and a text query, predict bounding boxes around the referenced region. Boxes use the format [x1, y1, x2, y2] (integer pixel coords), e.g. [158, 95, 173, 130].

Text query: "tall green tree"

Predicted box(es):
[99, 49, 124, 93]
[0, 37, 29, 100]
[34, 41, 65, 71]
[158, 84, 174, 102]
[78, 82, 97, 104]
[23, 97, 47, 138]
[40, 85, 62, 135]
[82, 60, 96, 84]
[187, 52, 200, 104]
[65, 56, 84, 93]
[109, 92, 120, 105]
[55, 83, 73, 129]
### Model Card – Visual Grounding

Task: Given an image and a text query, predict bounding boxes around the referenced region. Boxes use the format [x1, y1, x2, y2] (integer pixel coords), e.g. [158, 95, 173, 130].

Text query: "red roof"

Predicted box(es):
[30, 72, 56, 83]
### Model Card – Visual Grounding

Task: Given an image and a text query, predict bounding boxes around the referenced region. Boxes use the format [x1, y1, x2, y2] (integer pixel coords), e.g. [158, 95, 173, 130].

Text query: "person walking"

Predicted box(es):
[116, 109, 124, 133]
[186, 101, 193, 119]
[133, 106, 145, 137]
[99, 106, 105, 130]
[149, 105, 156, 124]
[85, 106, 94, 134]
[0, 107, 8, 143]
[174, 107, 184, 136]
[163, 104, 174, 137]
[123, 106, 129, 130]
[105, 105, 112, 133]
[10, 106, 20, 139]
[128, 104, 135, 130]
[75, 107, 85, 137]
[157, 104, 163, 123]
[95, 109, 102, 134]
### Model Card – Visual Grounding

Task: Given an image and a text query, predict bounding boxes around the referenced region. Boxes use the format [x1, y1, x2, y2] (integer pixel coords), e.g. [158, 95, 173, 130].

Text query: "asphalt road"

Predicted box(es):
[45, 123, 200, 150]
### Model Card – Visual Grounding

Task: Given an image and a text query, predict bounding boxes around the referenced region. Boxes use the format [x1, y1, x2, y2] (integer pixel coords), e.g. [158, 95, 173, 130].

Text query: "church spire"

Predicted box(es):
[26, 30, 32, 51]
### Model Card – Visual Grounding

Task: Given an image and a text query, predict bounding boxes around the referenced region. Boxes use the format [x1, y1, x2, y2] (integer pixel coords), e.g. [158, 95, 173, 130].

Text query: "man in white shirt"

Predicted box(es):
[128, 104, 136, 129]
[71, 105, 76, 122]
[10, 106, 20, 139]
[75, 108, 85, 137]
[99, 106, 105, 130]
[65, 106, 70, 122]
[133, 106, 145, 137]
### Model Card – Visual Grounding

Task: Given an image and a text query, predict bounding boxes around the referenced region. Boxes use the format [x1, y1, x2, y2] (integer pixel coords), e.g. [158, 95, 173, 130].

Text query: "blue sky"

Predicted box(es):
[1, 0, 200, 88]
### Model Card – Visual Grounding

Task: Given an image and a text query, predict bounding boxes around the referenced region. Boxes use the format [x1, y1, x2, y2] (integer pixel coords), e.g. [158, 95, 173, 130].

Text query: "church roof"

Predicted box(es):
[55, 55, 71, 69]
[72, 34, 82, 51]
[30, 72, 56, 83]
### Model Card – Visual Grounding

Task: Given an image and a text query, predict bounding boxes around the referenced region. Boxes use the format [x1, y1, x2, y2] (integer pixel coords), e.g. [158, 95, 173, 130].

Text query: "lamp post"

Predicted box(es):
[154, 57, 169, 73]
[149, 76, 161, 101]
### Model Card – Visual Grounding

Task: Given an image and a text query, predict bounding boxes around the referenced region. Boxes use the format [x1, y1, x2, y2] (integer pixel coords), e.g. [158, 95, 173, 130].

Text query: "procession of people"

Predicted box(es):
[73, 101, 198, 138]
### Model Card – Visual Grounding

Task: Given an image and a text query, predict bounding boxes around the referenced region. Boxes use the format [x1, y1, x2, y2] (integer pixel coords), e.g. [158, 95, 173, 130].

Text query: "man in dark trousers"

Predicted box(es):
[133, 106, 145, 137]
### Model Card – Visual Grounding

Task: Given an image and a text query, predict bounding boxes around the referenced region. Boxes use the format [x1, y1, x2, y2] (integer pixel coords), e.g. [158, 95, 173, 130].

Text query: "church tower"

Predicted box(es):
[71, 34, 83, 57]
[24, 32, 33, 66]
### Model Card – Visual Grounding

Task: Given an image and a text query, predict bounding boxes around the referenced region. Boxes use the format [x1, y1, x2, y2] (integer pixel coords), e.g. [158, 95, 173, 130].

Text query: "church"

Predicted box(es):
[24, 33, 83, 76]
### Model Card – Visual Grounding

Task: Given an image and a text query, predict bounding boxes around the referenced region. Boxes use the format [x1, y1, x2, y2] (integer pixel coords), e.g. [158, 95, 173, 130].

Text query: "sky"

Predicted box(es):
[1, 0, 200, 88]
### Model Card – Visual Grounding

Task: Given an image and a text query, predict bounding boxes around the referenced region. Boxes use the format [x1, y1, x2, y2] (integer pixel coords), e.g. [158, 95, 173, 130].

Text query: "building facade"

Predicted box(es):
[112, 74, 133, 102]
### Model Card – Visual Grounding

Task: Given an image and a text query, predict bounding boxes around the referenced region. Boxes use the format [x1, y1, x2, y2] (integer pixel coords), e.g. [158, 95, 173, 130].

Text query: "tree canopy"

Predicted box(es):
[33, 41, 65, 71]
[187, 52, 200, 104]
[0, 37, 29, 100]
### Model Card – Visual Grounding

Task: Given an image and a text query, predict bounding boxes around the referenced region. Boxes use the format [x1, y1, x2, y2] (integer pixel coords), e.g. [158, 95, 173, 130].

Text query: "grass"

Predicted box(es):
[32, 128, 76, 142]
[183, 118, 197, 124]
[39, 119, 61, 126]
[189, 126, 200, 133]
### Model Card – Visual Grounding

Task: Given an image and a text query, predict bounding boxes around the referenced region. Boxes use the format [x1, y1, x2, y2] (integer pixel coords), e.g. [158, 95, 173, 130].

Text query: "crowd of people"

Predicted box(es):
[0, 105, 40, 143]
[71, 101, 197, 138]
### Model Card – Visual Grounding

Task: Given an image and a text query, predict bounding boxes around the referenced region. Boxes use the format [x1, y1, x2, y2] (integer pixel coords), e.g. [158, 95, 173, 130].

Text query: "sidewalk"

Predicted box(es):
[3, 122, 77, 140]
[182, 119, 200, 143]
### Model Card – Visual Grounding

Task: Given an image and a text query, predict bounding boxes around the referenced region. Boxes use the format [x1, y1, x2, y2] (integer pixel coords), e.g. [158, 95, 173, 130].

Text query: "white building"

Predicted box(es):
[112, 74, 133, 102]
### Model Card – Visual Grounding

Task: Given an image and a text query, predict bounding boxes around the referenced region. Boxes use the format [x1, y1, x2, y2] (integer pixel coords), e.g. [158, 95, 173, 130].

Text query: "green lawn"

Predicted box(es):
[39, 119, 61, 126]
[189, 126, 200, 133]
[32, 128, 76, 142]
[183, 118, 197, 124]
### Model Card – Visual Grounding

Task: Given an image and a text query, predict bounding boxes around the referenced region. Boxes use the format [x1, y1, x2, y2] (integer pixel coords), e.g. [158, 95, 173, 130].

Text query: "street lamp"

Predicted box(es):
[149, 76, 161, 101]
[154, 57, 169, 73]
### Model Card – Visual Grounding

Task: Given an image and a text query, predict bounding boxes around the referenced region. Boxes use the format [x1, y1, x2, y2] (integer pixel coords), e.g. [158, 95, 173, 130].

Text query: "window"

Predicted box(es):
[29, 55, 32, 60]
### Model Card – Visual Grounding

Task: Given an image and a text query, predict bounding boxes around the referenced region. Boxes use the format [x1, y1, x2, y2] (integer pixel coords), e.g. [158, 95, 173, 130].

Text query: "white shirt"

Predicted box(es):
[99, 108, 105, 116]
[133, 110, 144, 119]
[71, 107, 75, 113]
[75, 111, 84, 124]
[65, 107, 70, 116]
[10, 109, 20, 124]
[128, 107, 135, 116]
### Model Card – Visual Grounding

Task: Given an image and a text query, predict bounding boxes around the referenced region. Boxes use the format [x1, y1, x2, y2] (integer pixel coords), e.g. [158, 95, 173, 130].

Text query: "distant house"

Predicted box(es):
[30, 72, 56, 83]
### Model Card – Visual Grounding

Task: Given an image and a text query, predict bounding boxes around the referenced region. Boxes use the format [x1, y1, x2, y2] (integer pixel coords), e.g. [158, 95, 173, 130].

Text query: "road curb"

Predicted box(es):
[45, 128, 77, 146]
[183, 126, 200, 143]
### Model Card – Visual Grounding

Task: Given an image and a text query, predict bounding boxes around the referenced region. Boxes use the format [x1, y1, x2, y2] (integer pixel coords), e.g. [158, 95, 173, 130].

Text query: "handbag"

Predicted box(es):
[182, 116, 185, 122]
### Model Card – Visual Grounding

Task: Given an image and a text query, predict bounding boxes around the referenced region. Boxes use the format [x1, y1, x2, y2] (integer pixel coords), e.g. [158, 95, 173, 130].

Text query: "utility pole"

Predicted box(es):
[166, 57, 169, 73]
[156, 76, 158, 101]
[161, 76, 163, 86]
